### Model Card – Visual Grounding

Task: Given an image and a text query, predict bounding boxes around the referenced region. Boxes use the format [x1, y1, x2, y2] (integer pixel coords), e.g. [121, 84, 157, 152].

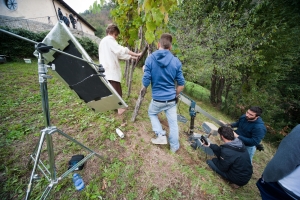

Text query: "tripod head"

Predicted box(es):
[97, 64, 105, 77]
[35, 43, 53, 54]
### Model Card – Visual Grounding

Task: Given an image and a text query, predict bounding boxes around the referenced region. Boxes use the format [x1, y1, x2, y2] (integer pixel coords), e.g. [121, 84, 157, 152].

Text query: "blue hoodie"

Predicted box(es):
[142, 50, 185, 101]
[231, 114, 267, 146]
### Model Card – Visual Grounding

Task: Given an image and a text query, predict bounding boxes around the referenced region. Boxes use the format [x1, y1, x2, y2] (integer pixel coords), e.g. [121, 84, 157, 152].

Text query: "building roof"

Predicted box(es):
[56, 0, 96, 31]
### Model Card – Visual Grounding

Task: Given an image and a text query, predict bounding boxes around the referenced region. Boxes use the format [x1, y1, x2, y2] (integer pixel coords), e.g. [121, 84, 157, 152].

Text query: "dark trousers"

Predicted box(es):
[207, 160, 228, 180]
[109, 80, 122, 97]
[71, 22, 76, 29]
[256, 178, 295, 200]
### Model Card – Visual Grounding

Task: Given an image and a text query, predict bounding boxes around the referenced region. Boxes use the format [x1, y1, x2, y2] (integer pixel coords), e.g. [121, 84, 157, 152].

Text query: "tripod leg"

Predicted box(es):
[27, 133, 45, 168]
[25, 130, 47, 200]
[46, 133, 57, 183]
[40, 182, 54, 200]
[56, 128, 106, 161]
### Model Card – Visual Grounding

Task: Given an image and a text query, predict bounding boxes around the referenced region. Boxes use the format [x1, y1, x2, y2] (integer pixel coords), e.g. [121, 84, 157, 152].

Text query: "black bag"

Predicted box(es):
[68, 154, 85, 170]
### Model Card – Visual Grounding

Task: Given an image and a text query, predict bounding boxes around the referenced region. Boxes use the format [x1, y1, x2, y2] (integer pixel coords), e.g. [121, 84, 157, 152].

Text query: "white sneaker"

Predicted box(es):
[151, 135, 167, 145]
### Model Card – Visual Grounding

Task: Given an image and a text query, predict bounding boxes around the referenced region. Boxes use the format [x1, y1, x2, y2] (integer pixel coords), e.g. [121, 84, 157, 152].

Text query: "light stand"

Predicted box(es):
[0, 28, 106, 200]
[25, 43, 106, 200]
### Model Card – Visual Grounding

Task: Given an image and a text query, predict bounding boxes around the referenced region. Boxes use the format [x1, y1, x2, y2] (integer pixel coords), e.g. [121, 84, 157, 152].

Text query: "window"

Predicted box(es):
[5, 0, 18, 11]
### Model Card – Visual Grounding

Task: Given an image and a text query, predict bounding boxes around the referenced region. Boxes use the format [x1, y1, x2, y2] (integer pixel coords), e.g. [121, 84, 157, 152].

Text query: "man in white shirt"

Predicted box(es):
[99, 24, 141, 115]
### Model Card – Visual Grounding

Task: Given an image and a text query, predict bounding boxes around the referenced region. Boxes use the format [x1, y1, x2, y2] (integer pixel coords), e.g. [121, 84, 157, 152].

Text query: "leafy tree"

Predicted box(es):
[89, 0, 105, 14]
[81, 1, 114, 38]
[170, 0, 300, 130]
[110, 0, 179, 47]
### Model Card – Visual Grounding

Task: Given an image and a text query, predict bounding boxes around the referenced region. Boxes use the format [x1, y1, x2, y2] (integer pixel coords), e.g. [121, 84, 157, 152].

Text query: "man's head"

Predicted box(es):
[106, 24, 120, 39]
[246, 106, 262, 121]
[218, 126, 235, 141]
[158, 33, 172, 50]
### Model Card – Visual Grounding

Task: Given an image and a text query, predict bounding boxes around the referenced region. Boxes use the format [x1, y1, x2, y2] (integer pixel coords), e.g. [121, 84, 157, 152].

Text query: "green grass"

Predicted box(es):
[0, 60, 274, 199]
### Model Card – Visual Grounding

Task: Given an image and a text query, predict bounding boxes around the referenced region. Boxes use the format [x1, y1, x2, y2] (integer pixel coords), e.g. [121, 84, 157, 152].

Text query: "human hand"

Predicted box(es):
[200, 141, 210, 147]
[233, 131, 239, 138]
[226, 123, 232, 128]
[131, 56, 139, 60]
[256, 144, 264, 151]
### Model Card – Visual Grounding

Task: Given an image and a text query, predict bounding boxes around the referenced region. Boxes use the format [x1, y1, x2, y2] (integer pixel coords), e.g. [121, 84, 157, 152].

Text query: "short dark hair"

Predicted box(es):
[218, 126, 235, 141]
[106, 24, 120, 35]
[249, 106, 263, 116]
[159, 33, 172, 49]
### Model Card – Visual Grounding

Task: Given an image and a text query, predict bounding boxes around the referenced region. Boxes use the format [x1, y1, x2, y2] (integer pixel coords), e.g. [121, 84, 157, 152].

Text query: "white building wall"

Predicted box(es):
[0, 0, 95, 36]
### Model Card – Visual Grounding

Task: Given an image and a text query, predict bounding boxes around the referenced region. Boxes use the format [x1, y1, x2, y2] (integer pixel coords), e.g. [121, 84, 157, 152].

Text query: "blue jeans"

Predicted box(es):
[246, 146, 256, 163]
[148, 99, 179, 151]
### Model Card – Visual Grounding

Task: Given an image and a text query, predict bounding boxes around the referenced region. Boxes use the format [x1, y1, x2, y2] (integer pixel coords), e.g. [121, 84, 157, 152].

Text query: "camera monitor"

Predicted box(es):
[38, 21, 127, 112]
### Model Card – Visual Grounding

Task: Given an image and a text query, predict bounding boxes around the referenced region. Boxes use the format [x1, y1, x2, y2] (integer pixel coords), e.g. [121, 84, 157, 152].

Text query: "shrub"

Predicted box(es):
[77, 37, 98, 59]
[0, 27, 99, 61]
[184, 81, 210, 103]
[0, 27, 48, 61]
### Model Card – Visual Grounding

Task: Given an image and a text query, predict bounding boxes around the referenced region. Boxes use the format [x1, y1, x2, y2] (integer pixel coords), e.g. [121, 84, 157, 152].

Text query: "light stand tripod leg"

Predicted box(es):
[25, 130, 47, 200]
[27, 133, 43, 168]
[56, 129, 106, 160]
[37, 132, 58, 199]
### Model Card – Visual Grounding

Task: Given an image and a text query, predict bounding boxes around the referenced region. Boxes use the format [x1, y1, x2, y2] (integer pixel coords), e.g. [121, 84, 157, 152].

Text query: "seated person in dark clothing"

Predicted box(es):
[203, 126, 253, 187]
[62, 15, 70, 27]
[58, 8, 63, 20]
[69, 13, 76, 29]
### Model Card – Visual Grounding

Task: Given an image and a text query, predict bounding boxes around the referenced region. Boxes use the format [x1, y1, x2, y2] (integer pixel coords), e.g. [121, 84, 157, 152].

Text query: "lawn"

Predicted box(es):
[0, 60, 275, 199]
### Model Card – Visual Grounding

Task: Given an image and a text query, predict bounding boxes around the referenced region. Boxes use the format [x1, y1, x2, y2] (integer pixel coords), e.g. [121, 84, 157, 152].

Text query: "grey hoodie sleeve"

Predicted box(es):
[263, 124, 300, 182]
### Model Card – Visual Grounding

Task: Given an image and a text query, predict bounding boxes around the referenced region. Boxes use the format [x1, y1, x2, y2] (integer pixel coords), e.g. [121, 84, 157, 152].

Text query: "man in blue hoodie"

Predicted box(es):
[231, 106, 267, 162]
[142, 33, 185, 153]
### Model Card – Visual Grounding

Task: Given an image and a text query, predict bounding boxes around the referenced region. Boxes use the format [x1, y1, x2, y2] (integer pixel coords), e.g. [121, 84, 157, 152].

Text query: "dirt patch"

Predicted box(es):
[117, 121, 206, 199]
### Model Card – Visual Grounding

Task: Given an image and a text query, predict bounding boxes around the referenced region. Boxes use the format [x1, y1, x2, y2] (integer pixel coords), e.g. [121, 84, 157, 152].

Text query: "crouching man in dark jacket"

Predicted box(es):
[203, 126, 253, 188]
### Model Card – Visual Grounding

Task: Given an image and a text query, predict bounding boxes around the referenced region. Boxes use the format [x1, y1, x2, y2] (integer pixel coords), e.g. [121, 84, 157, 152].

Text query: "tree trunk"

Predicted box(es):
[130, 44, 152, 121]
[223, 79, 232, 113]
[131, 87, 147, 122]
[216, 76, 225, 109]
[210, 67, 217, 105]
[125, 60, 130, 87]
[127, 46, 148, 97]
[127, 60, 135, 97]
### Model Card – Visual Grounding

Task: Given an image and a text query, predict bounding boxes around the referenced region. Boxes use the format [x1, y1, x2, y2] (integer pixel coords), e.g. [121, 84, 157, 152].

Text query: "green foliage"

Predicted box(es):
[94, 26, 105, 38]
[81, 3, 114, 38]
[0, 27, 48, 61]
[77, 37, 99, 59]
[111, 0, 179, 47]
[0, 27, 99, 60]
[184, 81, 210, 103]
[170, 0, 300, 130]
[89, 0, 105, 14]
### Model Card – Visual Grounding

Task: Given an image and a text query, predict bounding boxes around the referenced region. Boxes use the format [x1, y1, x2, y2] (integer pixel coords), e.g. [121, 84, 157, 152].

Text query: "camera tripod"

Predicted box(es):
[25, 44, 106, 200]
